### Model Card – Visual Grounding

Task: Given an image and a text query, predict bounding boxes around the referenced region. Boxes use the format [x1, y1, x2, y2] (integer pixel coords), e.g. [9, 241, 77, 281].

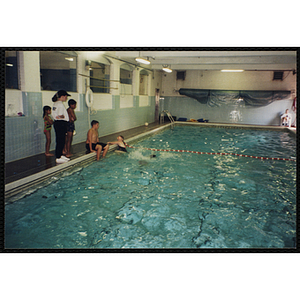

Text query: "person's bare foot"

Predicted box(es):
[45, 153, 54, 157]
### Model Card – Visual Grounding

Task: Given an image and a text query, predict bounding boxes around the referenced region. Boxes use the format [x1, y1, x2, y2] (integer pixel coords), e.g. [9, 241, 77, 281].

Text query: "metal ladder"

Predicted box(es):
[160, 110, 175, 127]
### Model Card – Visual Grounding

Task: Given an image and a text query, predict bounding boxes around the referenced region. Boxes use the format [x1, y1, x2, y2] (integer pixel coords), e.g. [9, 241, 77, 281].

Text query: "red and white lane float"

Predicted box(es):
[124, 143, 296, 162]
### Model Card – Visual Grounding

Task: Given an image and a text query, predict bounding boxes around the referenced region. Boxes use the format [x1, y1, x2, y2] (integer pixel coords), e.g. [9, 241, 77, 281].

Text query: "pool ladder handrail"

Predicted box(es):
[160, 110, 175, 127]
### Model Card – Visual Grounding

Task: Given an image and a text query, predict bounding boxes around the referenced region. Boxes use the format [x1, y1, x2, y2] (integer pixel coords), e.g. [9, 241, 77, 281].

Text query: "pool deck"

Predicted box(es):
[5, 121, 170, 194]
[5, 121, 296, 196]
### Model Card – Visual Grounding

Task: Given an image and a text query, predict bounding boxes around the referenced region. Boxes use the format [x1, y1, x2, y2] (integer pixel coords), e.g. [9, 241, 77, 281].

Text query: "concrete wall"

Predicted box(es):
[160, 69, 296, 126]
[161, 70, 296, 94]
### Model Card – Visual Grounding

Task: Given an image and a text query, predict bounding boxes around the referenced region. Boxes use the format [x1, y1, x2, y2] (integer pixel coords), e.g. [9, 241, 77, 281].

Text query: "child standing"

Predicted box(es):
[43, 105, 54, 156]
[63, 99, 77, 157]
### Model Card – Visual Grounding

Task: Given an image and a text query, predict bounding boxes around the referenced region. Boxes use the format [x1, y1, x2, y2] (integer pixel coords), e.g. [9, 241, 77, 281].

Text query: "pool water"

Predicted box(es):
[5, 126, 296, 249]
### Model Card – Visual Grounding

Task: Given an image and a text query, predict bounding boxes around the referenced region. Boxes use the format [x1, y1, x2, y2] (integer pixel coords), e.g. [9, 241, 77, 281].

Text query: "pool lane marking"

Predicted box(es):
[124, 143, 296, 162]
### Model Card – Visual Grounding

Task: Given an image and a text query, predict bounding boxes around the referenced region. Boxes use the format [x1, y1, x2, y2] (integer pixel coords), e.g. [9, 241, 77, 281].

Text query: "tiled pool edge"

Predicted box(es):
[4, 123, 172, 199]
[176, 121, 297, 133]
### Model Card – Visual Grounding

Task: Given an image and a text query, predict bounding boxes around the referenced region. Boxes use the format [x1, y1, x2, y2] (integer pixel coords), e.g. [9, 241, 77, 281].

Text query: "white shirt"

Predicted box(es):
[281, 112, 291, 120]
[52, 101, 69, 121]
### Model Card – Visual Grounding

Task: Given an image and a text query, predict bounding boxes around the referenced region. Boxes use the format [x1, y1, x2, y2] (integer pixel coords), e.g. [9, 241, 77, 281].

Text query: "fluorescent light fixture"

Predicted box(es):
[6, 63, 13, 67]
[65, 57, 74, 62]
[162, 67, 172, 73]
[221, 69, 244, 72]
[135, 57, 150, 65]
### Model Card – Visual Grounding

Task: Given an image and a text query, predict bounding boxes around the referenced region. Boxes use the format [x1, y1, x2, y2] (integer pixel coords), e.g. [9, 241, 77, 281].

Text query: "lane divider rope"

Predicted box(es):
[124, 143, 296, 162]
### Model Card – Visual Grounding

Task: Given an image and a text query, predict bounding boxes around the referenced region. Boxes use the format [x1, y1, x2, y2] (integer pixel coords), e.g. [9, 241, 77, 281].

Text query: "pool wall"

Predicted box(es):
[161, 96, 295, 126]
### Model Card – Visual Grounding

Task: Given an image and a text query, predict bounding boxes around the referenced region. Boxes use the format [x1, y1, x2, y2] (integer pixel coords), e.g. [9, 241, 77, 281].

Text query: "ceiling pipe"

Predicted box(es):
[104, 54, 153, 72]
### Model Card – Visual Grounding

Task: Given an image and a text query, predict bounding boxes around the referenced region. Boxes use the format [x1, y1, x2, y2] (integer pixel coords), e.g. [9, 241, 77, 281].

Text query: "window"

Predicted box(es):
[139, 69, 149, 95]
[40, 51, 77, 92]
[120, 64, 133, 95]
[120, 67, 132, 84]
[89, 61, 110, 93]
[5, 51, 19, 89]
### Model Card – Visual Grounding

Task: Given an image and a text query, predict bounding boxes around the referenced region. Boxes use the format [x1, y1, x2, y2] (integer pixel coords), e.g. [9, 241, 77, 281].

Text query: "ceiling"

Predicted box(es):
[109, 50, 297, 72]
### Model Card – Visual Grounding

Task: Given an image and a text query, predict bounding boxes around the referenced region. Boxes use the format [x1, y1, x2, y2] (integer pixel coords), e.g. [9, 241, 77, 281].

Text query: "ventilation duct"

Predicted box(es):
[273, 71, 284, 80]
[177, 71, 186, 80]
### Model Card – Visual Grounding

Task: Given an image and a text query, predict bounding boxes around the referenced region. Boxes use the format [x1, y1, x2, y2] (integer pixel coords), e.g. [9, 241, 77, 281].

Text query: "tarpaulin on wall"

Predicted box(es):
[179, 89, 291, 107]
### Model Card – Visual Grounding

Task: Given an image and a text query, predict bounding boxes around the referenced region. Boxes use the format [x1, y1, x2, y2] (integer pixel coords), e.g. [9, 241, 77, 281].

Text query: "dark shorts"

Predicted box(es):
[117, 146, 127, 152]
[86, 142, 107, 153]
[67, 122, 75, 132]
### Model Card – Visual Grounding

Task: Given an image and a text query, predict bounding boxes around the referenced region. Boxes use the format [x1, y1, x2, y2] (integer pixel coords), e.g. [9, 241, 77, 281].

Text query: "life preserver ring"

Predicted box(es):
[85, 88, 94, 108]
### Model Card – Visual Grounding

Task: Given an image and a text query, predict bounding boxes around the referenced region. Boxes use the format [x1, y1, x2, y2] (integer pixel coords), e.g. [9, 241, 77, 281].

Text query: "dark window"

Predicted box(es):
[120, 68, 132, 84]
[120, 64, 133, 95]
[89, 61, 110, 93]
[5, 51, 19, 89]
[40, 51, 77, 92]
[139, 69, 149, 95]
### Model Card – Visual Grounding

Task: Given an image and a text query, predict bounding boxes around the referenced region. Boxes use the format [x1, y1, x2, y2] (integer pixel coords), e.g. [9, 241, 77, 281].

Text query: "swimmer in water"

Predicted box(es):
[139, 154, 156, 165]
[107, 135, 127, 153]
[138, 160, 148, 166]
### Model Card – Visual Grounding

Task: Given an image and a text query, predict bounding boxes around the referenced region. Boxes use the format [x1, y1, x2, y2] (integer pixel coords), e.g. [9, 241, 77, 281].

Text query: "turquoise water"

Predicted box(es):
[5, 126, 296, 249]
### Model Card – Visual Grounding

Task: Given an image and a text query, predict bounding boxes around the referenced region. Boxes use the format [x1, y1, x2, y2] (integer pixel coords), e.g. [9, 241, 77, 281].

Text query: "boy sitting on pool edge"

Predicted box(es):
[86, 120, 109, 160]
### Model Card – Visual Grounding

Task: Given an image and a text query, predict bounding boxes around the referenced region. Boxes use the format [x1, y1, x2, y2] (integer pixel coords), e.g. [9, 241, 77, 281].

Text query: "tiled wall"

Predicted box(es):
[5, 92, 44, 162]
[7, 92, 293, 163]
[5, 92, 155, 163]
[161, 96, 295, 126]
[71, 95, 155, 145]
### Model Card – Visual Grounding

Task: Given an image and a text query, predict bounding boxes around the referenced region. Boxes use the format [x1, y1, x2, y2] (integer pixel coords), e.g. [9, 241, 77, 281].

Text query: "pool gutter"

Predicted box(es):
[175, 121, 297, 133]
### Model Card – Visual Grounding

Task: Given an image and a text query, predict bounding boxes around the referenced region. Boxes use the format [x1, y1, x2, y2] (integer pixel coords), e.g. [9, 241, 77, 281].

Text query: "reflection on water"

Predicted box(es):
[5, 126, 296, 249]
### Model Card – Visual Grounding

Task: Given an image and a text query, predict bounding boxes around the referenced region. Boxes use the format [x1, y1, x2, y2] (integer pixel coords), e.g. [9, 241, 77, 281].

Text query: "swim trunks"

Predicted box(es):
[117, 145, 127, 152]
[67, 122, 75, 132]
[86, 142, 107, 153]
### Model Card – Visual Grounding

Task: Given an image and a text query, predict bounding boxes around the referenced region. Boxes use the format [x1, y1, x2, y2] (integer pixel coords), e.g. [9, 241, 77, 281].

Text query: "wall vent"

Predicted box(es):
[273, 71, 284, 80]
[177, 71, 186, 80]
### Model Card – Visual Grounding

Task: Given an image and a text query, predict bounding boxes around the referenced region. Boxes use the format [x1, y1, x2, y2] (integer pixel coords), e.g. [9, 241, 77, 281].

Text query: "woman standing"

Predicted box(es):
[52, 90, 71, 163]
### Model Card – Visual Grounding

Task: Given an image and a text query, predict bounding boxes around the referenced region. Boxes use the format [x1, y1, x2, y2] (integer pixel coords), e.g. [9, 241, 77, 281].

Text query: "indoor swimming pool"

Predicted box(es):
[5, 125, 297, 249]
